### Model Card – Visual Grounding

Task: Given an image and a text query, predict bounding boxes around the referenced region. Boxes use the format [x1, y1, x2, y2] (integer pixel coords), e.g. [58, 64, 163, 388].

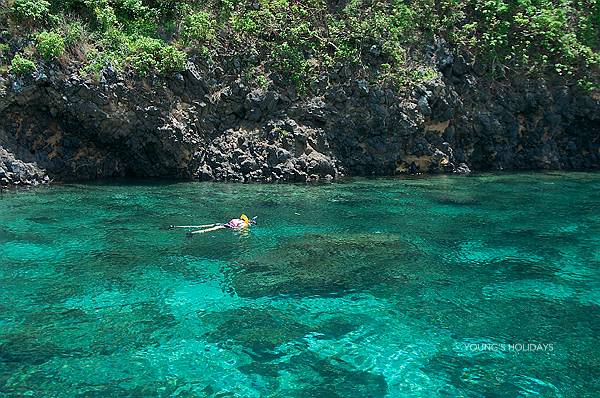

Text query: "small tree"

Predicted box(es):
[36, 31, 65, 60]
[181, 11, 215, 45]
[10, 54, 36, 75]
[12, 0, 50, 21]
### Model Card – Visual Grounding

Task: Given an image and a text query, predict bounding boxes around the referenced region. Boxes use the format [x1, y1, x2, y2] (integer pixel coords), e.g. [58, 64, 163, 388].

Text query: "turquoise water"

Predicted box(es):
[1, 173, 599, 397]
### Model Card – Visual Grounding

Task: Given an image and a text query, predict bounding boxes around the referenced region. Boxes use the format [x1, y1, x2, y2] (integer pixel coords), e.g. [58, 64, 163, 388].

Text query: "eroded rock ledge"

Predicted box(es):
[0, 146, 49, 189]
[1, 50, 598, 185]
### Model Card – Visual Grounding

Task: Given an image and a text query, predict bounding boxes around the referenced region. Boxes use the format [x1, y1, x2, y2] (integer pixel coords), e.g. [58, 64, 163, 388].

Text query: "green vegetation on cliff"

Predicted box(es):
[1, 0, 598, 89]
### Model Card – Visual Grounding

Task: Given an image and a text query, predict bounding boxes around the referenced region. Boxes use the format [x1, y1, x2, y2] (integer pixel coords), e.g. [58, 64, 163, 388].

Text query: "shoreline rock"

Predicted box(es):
[0, 51, 598, 185]
[0, 147, 50, 189]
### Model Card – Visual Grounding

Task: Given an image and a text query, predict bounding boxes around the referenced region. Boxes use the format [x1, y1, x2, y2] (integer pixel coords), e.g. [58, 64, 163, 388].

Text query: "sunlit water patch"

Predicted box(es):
[0, 172, 599, 397]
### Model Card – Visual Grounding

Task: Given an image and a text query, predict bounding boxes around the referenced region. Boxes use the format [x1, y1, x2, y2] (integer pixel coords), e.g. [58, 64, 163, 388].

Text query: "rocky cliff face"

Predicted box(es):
[1, 49, 599, 186]
[0, 146, 49, 189]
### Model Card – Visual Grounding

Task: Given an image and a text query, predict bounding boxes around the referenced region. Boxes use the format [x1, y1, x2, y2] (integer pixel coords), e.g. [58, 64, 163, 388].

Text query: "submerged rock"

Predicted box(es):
[231, 233, 416, 297]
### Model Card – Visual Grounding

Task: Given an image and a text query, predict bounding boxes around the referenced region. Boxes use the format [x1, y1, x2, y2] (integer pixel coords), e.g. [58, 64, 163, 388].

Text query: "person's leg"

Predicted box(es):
[188, 225, 226, 235]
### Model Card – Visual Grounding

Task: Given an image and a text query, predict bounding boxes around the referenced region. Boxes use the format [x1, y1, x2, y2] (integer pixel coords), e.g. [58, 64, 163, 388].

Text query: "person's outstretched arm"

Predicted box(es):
[188, 225, 226, 235]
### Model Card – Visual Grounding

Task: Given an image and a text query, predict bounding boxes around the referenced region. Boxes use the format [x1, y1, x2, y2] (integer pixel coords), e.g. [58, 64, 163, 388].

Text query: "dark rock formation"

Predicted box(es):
[0, 47, 598, 186]
[0, 146, 49, 189]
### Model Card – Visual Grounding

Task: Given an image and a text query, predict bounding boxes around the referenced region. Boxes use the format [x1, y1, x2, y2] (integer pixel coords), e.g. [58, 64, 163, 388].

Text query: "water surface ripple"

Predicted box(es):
[1, 172, 599, 397]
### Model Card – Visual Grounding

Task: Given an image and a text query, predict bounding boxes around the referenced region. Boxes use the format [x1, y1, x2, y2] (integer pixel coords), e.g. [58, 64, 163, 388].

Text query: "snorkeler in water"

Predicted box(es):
[169, 214, 257, 236]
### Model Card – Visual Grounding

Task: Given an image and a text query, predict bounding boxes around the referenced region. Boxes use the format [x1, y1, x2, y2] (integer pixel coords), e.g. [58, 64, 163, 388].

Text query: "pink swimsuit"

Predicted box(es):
[224, 219, 245, 229]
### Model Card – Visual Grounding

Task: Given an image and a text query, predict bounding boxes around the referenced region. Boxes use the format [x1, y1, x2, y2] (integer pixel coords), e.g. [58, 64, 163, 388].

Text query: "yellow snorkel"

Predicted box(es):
[240, 214, 250, 226]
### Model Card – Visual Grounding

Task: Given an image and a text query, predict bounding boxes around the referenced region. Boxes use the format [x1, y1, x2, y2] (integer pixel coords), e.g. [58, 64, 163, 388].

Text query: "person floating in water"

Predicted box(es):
[175, 214, 257, 236]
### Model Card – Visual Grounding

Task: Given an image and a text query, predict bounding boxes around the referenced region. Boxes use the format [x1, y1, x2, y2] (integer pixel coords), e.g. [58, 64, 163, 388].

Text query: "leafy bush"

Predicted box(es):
[83, 30, 186, 76]
[0, 43, 9, 59]
[445, 0, 600, 77]
[2, 0, 598, 85]
[229, 10, 262, 36]
[93, 2, 120, 32]
[36, 31, 65, 60]
[156, 44, 187, 73]
[12, 0, 50, 21]
[181, 11, 214, 45]
[126, 35, 186, 75]
[271, 41, 308, 86]
[118, 0, 152, 18]
[10, 54, 36, 74]
[63, 20, 86, 47]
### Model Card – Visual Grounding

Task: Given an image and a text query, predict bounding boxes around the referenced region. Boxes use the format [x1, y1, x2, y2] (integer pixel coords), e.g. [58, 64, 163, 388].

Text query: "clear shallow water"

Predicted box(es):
[0, 173, 599, 397]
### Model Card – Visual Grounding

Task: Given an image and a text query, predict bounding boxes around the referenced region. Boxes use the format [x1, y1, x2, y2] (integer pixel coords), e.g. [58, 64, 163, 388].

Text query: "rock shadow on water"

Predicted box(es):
[279, 351, 388, 398]
[0, 331, 71, 368]
[0, 308, 93, 393]
[422, 352, 563, 398]
[204, 307, 312, 360]
[86, 302, 178, 356]
[202, 306, 382, 394]
[229, 233, 417, 297]
[24, 216, 59, 224]
[204, 307, 364, 356]
[488, 257, 561, 282]
[1, 300, 177, 378]
[429, 192, 482, 206]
